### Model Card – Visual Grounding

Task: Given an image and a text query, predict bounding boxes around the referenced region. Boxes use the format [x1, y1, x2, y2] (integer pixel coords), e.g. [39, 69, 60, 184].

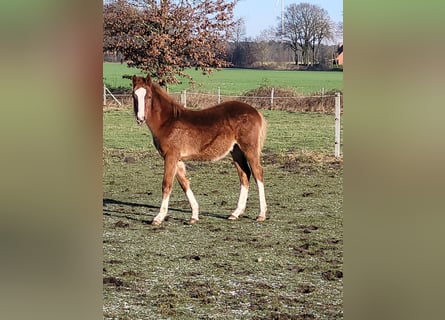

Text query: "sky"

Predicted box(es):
[234, 0, 343, 39]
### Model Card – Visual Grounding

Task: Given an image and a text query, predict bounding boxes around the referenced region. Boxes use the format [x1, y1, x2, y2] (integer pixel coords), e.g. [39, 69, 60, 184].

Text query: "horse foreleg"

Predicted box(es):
[152, 156, 178, 225]
[176, 161, 200, 224]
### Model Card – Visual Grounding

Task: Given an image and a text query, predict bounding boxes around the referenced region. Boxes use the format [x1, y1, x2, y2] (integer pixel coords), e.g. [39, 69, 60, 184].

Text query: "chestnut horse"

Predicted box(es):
[132, 74, 267, 225]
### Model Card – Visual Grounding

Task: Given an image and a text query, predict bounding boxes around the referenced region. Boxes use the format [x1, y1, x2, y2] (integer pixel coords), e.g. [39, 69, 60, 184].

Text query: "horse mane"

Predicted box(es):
[151, 83, 184, 118]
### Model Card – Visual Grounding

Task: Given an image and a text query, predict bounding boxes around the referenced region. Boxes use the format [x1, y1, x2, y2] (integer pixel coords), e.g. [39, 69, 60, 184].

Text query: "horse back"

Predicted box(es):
[181, 101, 261, 128]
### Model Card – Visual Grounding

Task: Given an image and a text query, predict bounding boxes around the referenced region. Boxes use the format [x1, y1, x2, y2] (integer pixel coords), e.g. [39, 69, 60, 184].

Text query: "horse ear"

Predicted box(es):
[145, 74, 152, 86]
[132, 75, 137, 85]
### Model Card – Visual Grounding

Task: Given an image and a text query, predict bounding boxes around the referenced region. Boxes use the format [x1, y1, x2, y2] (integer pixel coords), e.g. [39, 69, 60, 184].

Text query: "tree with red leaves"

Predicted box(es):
[104, 0, 237, 85]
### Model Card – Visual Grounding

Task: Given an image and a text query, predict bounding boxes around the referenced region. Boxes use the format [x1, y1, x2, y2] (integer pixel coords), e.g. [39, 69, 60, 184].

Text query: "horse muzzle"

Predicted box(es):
[136, 117, 145, 125]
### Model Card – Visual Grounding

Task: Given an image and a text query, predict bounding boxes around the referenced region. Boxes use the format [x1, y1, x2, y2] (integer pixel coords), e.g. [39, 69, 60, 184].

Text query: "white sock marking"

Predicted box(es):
[257, 180, 267, 218]
[154, 194, 170, 222]
[232, 185, 249, 217]
[186, 189, 199, 220]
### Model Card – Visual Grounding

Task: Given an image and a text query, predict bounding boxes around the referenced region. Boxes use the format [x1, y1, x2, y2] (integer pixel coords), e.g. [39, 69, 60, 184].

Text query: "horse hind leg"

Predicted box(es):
[243, 148, 267, 222]
[176, 161, 200, 224]
[229, 145, 251, 220]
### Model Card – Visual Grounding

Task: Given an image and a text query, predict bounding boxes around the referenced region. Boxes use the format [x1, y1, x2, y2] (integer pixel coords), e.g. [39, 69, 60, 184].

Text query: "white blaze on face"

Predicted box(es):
[134, 87, 146, 121]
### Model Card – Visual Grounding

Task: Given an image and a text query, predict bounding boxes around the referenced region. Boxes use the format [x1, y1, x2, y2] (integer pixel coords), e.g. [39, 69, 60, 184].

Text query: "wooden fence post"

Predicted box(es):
[103, 85, 106, 106]
[334, 92, 341, 157]
[181, 90, 187, 107]
[270, 88, 275, 108]
[321, 88, 325, 109]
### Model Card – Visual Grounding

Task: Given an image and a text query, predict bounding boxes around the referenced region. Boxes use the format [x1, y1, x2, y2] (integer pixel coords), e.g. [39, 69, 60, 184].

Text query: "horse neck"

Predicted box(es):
[153, 85, 184, 117]
[148, 84, 184, 131]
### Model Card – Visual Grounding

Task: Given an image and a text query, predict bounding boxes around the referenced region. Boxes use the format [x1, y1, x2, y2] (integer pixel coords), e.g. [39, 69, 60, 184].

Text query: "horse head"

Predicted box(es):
[132, 74, 153, 125]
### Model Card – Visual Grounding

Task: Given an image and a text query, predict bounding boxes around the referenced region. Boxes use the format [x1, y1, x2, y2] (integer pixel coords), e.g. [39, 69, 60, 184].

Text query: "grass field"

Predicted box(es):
[103, 107, 343, 319]
[104, 108, 340, 154]
[103, 62, 343, 95]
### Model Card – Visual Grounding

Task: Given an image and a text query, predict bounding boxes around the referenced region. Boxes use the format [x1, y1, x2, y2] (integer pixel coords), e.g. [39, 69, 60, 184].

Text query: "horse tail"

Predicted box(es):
[258, 112, 267, 156]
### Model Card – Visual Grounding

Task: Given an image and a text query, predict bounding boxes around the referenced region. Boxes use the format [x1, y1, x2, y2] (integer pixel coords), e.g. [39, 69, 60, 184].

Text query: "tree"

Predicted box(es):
[253, 27, 276, 66]
[231, 17, 246, 44]
[335, 21, 343, 43]
[229, 18, 246, 66]
[104, 0, 237, 85]
[279, 2, 334, 66]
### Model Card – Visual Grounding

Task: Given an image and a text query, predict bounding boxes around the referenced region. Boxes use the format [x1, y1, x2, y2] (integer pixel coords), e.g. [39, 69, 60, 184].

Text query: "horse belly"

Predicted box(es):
[207, 141, 235, 161]
[180, 138, 235, 161]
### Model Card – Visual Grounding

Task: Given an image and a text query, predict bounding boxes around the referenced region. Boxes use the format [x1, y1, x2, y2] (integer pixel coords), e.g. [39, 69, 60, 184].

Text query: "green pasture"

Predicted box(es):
[104, 107, 339, 155]
[103, 107, 343, 319]
[103, 62, 343, 95]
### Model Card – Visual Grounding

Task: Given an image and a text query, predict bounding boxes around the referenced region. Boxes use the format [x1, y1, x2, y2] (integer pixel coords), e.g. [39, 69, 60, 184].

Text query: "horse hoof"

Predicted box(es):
[151, 220, 162, 226]
[256, 216, 266, 222]
[228, 215, 238, 220]
[189, 218, 199, 224]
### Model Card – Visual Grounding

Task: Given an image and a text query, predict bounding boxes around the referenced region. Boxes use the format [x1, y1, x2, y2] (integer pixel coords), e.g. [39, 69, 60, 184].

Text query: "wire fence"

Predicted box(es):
[103, 85, 342, 157]
[103, 85, 343, 114]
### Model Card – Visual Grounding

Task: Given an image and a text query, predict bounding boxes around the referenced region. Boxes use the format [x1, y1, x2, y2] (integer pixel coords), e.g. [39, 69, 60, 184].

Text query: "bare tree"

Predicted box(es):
[253, 27, 276, 66]
[229, 18, 246, 65]
[232, 17, 246, 44]
[104, 0, 237, 85]
[335, 21, 343, 43]
[279, 2, 334, 66]
[310, 9, 334, 65]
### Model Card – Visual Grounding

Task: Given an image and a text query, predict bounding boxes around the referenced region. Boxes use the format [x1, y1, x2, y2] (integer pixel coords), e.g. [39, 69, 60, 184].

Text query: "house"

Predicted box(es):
[335, 43, 343, 65]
